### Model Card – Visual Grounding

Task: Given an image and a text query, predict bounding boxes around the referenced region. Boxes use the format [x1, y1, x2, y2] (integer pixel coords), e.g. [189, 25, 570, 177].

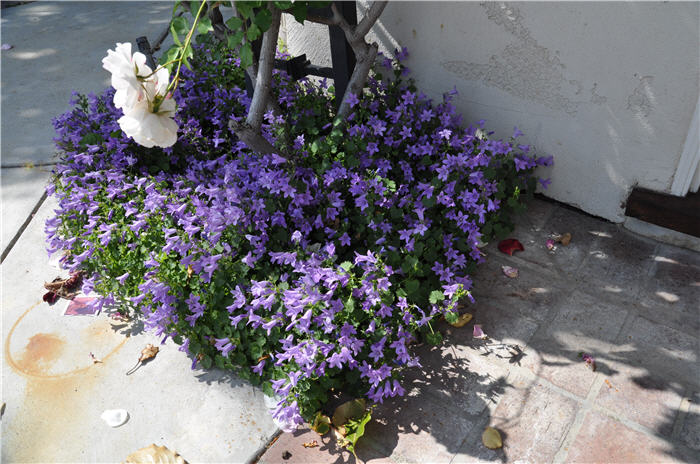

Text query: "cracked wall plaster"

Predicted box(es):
[441, 2, 613, 115]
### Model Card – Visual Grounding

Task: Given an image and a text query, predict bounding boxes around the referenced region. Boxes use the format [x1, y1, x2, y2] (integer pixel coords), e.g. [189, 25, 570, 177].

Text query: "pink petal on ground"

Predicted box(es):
[473, 324, 487, 339]
[1, 44, 13, 51]
[502, 265, 519, 278]
[546, 239, 555, 250]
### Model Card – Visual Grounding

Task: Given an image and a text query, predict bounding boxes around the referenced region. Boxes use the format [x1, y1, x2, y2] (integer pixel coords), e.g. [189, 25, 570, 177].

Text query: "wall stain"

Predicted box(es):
[441, 2, 606, 115]
[627, 75, 654, 117]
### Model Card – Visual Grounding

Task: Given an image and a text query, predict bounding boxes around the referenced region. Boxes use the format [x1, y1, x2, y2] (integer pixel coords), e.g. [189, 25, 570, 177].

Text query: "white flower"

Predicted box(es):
[102, 42, 151, 110]
[103, 43, 179, 148]
[118, 94, 178, 148]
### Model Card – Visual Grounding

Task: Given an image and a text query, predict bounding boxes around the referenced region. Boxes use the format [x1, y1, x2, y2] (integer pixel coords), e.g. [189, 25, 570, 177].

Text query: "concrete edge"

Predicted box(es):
[623, 216, 700, 252]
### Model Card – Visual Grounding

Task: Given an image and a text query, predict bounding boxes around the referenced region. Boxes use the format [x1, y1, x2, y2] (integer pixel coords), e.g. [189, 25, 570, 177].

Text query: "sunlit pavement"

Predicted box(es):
[259, 197, 700, 464]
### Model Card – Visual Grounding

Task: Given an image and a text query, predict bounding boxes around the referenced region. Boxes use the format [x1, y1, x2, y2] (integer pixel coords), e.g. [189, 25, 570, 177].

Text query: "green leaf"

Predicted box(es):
[425, 331, 443, 346]
[332, 398, 366, 428]
[201, 355, 213, 369]
[273, 1, 293, 9]
[342, 410, 372, 458]
[340, 261, 352, 272]
[197, 16, 213, 34]
[235, 1, 254, 18]
[254, 8, 272, 31]
[227, 30, 244, 48]
[404, 279, 420, 296]
[310, 412, 331, 435]
[226, 16, 243, 30]
[172, 15, 189, 35]
[290, 2, 307, 23]
[239, 43, 253, 68]
[444, 311, 459, 324]
[159, 44, 180, 67]
[246, 23, 261, 41]
[344, 296, 355, 313]
[429, 290, 445, 304]
[80, 132, 103, 147]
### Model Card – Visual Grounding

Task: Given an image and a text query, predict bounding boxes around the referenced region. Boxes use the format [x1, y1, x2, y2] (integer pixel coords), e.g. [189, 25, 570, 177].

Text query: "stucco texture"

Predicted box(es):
[285, 2, 700, 222]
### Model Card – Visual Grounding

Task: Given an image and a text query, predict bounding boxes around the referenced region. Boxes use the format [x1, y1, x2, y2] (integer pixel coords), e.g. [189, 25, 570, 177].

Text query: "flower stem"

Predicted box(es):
[168, 0, 208, 93]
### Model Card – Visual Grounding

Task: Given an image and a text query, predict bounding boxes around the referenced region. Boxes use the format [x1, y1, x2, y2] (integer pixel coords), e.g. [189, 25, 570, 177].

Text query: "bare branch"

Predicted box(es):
[336, 42, 378, 121]
[330, 3, 356, 46]
[228, 119, 277, 154]
[353, 1, 387, 40]
[246, 4, 282, 130]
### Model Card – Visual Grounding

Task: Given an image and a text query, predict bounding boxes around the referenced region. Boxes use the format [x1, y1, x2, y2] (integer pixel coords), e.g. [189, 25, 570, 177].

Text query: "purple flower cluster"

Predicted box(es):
[47, 43, 551, 425]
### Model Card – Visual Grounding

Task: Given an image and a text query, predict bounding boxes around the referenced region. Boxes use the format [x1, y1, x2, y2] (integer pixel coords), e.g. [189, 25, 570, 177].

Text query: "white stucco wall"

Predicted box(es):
[284, 1, 700, 222]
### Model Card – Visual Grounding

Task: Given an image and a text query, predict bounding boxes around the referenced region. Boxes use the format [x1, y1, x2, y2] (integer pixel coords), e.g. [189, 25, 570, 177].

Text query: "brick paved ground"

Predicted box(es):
[258, 197, 700, 464]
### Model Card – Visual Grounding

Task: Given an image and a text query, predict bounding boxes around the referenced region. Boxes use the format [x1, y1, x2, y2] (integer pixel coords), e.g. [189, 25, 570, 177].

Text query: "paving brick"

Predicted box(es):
[403, 343, 511, 416]
[452, 376, 579, 463]
[363, 390, 479, 464]
[258, 428, 393, 464]
[566, 411, 683, 463]
[638, 249, 700, 318]
[680, 392, 700, 451]
[522, 291, 628, 397]
[471, 257, 568, 324]
[611, 316, 699, 388]
[595, 366, 684, 436]
[576, 229, 657, 297]
[446, 301, 540, 365]
[509, 206, 616, 276]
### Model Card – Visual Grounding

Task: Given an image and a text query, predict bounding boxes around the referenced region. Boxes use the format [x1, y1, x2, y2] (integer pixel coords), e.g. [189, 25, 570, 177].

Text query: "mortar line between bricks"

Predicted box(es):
[671, 395, 692, 439]
[551, 374, 604, 464]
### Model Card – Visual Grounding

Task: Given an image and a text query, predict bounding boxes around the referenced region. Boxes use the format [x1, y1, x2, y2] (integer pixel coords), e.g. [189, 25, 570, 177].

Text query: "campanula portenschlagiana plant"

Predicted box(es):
[47, 40, 552, 430]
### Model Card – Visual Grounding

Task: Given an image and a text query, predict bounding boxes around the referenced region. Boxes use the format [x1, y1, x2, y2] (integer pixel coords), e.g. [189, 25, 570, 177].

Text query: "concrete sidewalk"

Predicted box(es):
[1, 3, 279, 462]
[258, 199, 700, 464]
[1, 1, 174, 257]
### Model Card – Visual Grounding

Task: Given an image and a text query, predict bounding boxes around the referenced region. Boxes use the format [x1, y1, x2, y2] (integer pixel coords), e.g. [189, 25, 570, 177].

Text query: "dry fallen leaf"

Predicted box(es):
[187, 265, 194, 279]
[310, 412, 331, 435]
[449, 312, 473, 328]
[302, 440, 319, 448]
[139, 344, 159, 362]
[559, 232, 572, 246]
[332, 398, 366, 430]
[125, 444, 187, 464]
[482, 426, 503, 449]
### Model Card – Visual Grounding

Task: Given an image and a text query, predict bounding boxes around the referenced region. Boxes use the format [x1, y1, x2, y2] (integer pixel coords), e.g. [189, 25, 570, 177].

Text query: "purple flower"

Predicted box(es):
[345, 92, 360, 108]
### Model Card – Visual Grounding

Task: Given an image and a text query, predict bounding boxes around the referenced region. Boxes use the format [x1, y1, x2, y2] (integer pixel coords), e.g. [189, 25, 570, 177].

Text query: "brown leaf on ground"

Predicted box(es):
[43, 271, 83, 300]
[139, 344, 159, 362]
[302, 440, 319, 448]
[558, 232, 572, 246]
[125, 444, 187, 463]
